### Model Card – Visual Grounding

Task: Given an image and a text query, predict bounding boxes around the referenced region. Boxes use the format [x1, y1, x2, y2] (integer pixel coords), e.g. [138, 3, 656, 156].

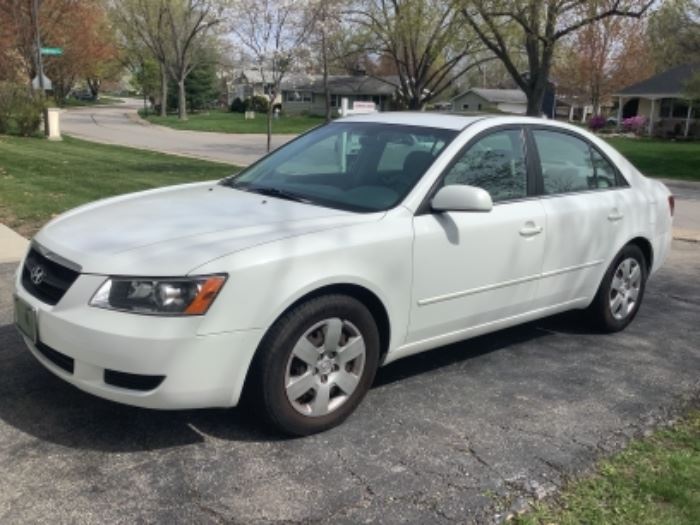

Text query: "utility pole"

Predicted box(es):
[31, 0, 53, 137]
[32, 0, 45, 91]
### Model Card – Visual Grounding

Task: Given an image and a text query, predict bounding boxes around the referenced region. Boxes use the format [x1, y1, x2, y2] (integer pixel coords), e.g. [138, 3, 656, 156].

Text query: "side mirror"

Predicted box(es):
[431, 185, 493, 213]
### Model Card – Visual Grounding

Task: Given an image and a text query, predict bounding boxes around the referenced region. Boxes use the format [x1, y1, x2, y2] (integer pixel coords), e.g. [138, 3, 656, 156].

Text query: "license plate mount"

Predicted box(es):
[13, 295, 38, 344]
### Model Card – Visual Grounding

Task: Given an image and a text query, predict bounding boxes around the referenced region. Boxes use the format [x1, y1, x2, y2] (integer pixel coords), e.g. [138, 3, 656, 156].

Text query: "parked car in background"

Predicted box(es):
[13, 113, 673, 435]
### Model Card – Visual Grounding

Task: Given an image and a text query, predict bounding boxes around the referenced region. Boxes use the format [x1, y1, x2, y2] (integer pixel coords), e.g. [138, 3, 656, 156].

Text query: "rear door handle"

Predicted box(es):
[608, 210, 624, 222]
[519, 224, 543, 237]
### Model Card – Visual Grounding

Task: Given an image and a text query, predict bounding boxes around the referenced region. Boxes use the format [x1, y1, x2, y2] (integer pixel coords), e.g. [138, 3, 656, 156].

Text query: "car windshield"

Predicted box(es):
[222, 122, 457, 212]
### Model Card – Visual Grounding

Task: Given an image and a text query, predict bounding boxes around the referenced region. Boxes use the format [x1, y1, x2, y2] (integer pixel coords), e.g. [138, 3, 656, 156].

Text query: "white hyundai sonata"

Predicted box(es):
[13, 113, 673, 435]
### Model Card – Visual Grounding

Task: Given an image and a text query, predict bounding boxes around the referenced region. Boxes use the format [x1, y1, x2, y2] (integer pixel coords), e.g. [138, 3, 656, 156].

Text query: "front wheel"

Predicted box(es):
[588, 244, 648, 332]
[250, 295, 380, 436]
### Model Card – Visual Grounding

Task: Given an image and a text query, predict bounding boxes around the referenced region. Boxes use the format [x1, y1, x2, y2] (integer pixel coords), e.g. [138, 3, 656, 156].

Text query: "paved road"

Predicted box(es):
[1, 241, 698, 524]
[60, 99, 295, 167]
[662, 179, 700, 239]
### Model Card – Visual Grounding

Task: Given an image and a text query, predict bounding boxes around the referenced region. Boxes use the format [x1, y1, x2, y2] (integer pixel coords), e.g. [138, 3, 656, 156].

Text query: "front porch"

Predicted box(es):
[616, 95, 699, 138]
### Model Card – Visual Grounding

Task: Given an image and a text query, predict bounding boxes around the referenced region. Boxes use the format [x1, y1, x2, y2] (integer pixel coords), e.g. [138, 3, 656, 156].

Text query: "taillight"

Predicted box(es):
[668, 195, 675, 217]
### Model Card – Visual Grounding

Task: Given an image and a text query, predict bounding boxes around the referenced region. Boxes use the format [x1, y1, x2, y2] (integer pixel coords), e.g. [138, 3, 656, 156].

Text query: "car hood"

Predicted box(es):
[34, 182, 382, 275]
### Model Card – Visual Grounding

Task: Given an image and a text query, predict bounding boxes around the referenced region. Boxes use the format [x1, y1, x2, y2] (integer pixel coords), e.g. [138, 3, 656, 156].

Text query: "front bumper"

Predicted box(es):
[14, 270, 263, 409]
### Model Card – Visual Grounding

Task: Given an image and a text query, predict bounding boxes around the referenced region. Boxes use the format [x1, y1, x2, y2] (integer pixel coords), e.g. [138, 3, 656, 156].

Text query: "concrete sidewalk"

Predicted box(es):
[0, 224, 28, 264]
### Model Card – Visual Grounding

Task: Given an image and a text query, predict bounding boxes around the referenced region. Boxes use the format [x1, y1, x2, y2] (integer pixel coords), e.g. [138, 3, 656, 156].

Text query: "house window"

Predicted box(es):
[283, 91, 312, 103]
[672, 99, 689, 118]
[330, 94, 341, 107]
[660, 98, 692, 118]
[660, 98, 673, 118]
[462, 104, 469, 110]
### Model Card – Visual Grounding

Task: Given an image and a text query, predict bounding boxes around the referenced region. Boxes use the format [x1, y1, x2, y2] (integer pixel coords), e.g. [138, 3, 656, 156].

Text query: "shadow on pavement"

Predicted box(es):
[0, 311, 596, 452]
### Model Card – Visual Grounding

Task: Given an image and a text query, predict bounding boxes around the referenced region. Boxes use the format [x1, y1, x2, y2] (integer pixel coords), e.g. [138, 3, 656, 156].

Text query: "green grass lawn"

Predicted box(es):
[518, 411, 700, 525]
[605, 137, 700, 181]
[0, 135, 237, 236]
[140, 109, 325, 134]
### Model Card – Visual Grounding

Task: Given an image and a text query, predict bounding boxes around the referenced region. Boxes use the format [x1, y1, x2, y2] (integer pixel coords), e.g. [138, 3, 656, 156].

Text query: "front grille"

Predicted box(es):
[36, 342, 75, 374]
[22, 246, 80, 305]
[104, 370, 165, 391]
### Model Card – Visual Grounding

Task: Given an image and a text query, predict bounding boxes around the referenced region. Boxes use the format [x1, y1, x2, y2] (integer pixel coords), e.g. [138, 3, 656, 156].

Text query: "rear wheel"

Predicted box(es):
[589, 244, 647, 332]
[251, 295, 380, 436]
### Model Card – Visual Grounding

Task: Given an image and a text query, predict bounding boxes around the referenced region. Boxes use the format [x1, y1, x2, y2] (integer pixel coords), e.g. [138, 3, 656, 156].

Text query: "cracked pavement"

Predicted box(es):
[0, 240, 698, 524]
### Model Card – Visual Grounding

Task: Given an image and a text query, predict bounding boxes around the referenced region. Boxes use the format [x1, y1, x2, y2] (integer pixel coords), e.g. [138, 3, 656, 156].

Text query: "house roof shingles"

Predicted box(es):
[451, 88, 527, 104]
[281, 75, 399, 96]
[615, 63, 700, 97]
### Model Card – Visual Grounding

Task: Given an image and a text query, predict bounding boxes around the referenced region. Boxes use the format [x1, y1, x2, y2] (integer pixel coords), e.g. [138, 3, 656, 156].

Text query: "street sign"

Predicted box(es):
[31, 74, 52, 91]
[41, 47, 63, 56]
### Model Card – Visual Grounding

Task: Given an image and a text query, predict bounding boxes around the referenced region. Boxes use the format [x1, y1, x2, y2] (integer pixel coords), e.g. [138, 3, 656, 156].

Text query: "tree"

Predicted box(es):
[307, 0, 340, 122]
[553, 0, 654, 115]
[461, 0, 654, 116]
[39, 2, 120, 103]
[131, 56, 160, 111]
[162, 0, 223, 120]
[647, 0, 700, 99]
[1, 0, 119, 98]
[647, 0, 700, 67]
[229, 0, 315, 151]
[112, 0, 172, 117]
[351, 0, 491, 110]
[167, 46, 219, 111]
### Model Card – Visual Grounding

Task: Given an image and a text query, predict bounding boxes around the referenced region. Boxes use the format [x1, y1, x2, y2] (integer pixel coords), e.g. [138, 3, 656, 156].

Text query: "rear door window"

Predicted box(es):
[533, 129, 621, 194]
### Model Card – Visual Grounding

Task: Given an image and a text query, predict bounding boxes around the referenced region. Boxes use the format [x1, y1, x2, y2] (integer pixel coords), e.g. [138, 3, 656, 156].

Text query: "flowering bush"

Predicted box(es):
[622, 115, 647, 135]
[588, 115, 607, 131]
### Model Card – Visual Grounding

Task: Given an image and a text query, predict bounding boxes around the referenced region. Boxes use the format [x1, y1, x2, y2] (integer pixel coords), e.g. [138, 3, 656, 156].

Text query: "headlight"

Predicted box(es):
[89, 275, 227, 316]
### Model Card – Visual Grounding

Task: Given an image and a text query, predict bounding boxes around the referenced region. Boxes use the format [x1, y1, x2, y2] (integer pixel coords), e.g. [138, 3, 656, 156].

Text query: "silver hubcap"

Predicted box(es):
[609, 257, 641, 320]
[284, 318, 366, 417]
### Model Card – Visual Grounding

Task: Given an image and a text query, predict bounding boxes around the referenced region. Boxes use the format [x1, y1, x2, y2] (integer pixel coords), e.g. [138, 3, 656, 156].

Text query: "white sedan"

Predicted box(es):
[13, 113, 673, 435]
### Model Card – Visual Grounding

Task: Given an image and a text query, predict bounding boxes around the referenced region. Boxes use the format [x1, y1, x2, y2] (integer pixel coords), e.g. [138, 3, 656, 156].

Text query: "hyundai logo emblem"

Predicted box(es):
[30, 265, 46, 286]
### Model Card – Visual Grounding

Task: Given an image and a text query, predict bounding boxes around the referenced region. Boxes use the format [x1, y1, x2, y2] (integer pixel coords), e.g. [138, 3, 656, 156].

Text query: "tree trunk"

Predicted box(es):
[526, 88, 544, 116]
[177, 78, 187, 120]
[266, 103, 272, 152]
[407, 96, 423, 110]
[87, 78, 100, 99]
[160, 65, 168, 117]
[322, 30, 331, 123]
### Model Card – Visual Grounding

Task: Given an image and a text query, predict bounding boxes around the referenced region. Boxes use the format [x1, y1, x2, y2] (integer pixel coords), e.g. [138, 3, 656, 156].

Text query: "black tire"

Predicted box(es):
[249, 294, 380, 436]
[588, 244, 648, 333]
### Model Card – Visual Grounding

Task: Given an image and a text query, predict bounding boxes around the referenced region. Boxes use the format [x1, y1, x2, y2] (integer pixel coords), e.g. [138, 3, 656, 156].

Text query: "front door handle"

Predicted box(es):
[608, 210, 624, 222]
[519, 224, 543, 237]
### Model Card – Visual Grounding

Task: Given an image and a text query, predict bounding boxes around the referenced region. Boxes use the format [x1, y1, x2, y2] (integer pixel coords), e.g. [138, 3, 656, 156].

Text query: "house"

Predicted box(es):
[230, 69, 280, 104]
[613, 63, 700, 137]
[280, 74, 399, 115]
[450, 88, 528, 114]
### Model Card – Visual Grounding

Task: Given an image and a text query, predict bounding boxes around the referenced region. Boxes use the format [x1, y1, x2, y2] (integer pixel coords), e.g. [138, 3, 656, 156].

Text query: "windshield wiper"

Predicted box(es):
[243, 186, 313, 204]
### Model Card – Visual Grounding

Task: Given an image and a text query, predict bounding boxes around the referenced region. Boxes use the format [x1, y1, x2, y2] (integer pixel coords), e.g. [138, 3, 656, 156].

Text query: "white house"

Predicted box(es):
[450, 88, 528, 114]
[614, 63, 700, 137]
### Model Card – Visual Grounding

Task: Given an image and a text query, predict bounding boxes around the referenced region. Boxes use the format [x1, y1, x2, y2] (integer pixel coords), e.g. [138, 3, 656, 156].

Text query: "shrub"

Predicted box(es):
[230, 97, 246, 113]
[588, 114, 607, 131]
[14, 96, 45, 136]
[622, 115, 647, 135]
[0, 82, 45, 136]
[245, 95, 269, 113]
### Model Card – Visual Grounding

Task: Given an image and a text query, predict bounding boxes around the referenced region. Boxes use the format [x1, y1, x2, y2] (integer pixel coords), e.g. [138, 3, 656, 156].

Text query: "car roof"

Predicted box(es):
[336, 112, 598, 135]
[337, 112, 485, 130]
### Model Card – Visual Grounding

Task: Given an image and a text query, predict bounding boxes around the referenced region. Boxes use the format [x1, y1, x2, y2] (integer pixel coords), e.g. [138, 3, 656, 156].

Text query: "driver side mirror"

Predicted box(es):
[431, 185, 493, 213]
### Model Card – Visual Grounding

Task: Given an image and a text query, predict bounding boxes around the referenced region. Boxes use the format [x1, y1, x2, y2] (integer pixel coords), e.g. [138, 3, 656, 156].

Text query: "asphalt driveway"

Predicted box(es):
[0, 241, 698, 524]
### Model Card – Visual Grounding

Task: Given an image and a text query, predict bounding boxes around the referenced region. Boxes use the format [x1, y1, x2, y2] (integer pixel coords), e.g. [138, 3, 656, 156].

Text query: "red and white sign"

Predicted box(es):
[351, 101, 376, 113]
